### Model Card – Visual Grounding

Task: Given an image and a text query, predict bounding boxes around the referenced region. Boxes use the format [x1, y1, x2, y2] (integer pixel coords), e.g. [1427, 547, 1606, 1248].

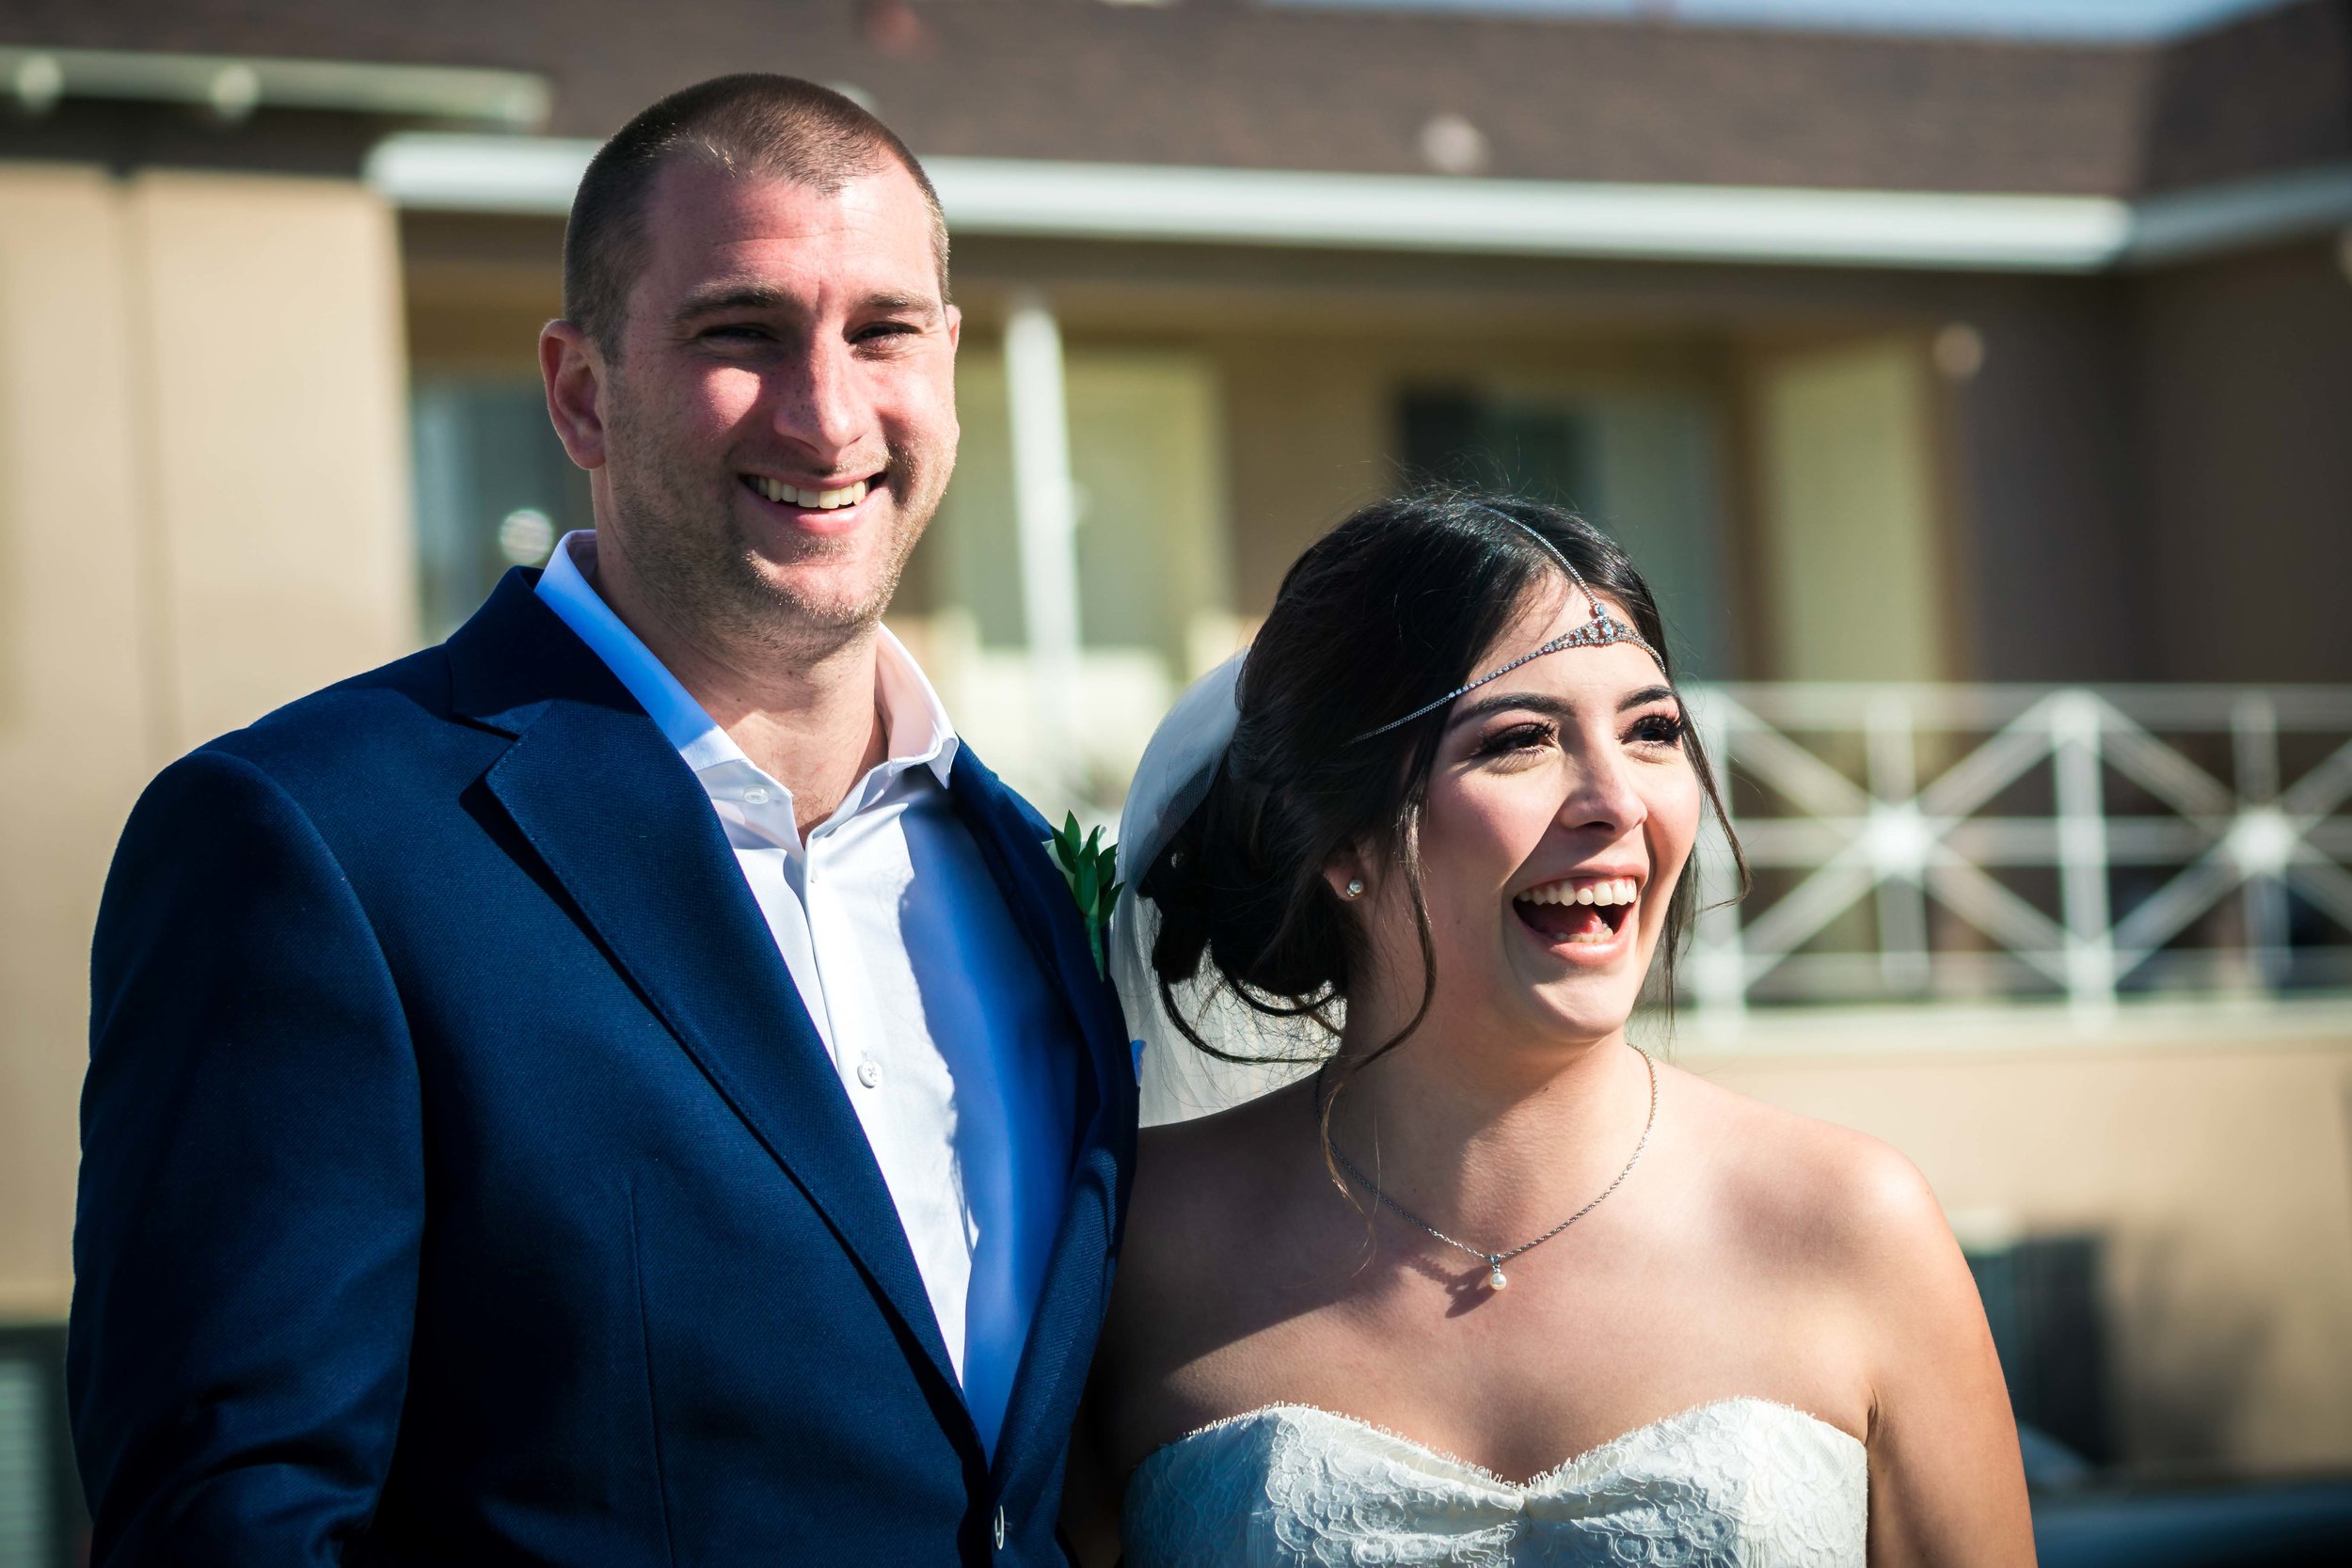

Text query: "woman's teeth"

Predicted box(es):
[752, 476, 868, 510]
[1514, 877, 1639, 946]
[1517, 877, 1640, 908]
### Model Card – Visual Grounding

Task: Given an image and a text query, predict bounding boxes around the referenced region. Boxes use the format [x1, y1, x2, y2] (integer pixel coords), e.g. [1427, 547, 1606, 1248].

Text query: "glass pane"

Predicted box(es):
[410, 378, 592, 641]
[1755, 338, 1944, 680]
[921, 344, 1235, 810]
[1395, 385, 1730, 674]
[1400, 387, 1599, 510]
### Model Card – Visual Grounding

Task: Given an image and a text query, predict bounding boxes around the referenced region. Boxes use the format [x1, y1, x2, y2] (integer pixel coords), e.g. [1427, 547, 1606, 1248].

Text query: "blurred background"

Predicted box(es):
[3, 0, 2351, 1561]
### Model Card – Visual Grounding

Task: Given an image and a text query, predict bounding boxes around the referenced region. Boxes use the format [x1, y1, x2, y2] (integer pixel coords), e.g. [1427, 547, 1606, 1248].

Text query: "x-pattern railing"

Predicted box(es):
[1681, 685, 2352, 1022]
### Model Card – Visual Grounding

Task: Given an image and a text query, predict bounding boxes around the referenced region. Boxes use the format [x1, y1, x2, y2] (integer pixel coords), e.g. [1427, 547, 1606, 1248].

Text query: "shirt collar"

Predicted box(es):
[534, 530, 959, 792]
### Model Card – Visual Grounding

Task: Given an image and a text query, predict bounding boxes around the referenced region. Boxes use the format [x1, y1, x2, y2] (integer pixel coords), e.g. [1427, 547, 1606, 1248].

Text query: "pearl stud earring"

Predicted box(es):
[1343, 879, 1365, 899]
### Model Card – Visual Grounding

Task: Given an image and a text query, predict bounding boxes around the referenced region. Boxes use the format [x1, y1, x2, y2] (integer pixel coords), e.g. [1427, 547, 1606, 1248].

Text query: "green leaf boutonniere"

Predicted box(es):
[1048, 813, 1123, 978]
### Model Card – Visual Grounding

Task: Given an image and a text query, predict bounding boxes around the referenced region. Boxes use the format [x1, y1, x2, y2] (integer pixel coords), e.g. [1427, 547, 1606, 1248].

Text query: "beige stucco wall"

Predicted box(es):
[0, 164, 415, 1319]
[133, 172, 418, 750]
[0, 166, 153, 1322]
[1687, 1005, 2352, 1472]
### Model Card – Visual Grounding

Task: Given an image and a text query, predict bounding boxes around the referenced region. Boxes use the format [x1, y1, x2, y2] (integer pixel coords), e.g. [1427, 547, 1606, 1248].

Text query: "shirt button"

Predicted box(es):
[856, 1060, 882, 1088]
[741, 785, 770, 804]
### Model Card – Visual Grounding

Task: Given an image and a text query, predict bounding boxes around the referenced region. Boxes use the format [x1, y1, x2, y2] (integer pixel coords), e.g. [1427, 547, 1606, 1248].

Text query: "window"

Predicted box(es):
[1967, 1234, 2113, 1465]
[920, 345, 1237, 807]
[0, 1325, 84, 1568]
[1396, 384, 1733, 675]
[411, 378, 591, 641]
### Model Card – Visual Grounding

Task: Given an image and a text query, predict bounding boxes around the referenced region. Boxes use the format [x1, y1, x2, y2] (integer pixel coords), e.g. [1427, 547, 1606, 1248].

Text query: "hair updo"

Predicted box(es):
[1140, 493, 1742, 1069]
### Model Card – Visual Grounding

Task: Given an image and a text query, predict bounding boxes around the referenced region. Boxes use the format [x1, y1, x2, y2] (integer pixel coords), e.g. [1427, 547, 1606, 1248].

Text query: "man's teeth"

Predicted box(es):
[753, 476, 869, 510]
[1516, 877, 1640, 908]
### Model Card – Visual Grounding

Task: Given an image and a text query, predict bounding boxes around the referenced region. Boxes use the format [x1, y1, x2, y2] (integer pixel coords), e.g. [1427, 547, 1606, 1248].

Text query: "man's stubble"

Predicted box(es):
[596, 371, 952, 667]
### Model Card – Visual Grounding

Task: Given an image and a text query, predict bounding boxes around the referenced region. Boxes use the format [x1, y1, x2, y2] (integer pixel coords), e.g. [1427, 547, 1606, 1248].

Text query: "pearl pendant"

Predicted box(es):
[1487, 1261, 1509, 1291]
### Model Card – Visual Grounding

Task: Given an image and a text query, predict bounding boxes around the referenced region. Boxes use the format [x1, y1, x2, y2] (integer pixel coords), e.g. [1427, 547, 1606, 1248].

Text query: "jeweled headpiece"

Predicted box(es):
[1350, 508, 1665, 744]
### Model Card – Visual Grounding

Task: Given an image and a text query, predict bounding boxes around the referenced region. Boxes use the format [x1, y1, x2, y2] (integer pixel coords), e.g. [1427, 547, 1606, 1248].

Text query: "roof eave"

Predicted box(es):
[365, 132, 2352, 274]
[3, 45, 548, 128]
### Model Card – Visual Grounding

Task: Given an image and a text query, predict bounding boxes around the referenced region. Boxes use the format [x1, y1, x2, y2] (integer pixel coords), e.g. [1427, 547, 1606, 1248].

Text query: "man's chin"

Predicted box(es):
[735, 563, 897, 641]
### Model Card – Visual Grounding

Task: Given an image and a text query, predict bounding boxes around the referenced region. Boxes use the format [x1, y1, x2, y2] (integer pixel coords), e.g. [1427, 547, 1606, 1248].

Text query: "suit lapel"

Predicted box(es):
[450, 576, 968, 1412]
[946, 751, 1129, 1132]
[946, 752, 1138, 1492]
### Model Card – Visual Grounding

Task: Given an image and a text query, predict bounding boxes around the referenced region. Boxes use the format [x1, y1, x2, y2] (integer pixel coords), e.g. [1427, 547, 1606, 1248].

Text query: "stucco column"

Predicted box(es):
[1003, 289, 1082, 800]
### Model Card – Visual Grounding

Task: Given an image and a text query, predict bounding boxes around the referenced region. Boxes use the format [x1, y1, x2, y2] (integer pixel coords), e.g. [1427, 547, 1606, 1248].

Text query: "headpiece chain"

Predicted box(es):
[1349, 506, 1665, 745]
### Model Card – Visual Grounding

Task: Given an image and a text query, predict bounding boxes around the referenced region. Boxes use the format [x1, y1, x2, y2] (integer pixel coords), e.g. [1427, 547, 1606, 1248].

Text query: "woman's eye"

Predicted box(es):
[1629, 713, 1687, 747]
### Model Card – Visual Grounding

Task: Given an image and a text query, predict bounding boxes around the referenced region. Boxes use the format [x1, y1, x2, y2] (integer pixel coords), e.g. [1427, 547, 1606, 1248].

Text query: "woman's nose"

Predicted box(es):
[1557, 740, 1647, 836]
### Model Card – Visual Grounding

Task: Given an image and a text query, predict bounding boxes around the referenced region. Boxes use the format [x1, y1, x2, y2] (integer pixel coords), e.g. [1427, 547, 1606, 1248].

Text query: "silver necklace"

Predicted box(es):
[1321, 1046, 1658, 1293]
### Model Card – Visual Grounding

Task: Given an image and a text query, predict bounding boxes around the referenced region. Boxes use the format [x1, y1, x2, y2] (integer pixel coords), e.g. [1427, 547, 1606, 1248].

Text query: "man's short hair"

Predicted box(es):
[563, 73, 950, 357]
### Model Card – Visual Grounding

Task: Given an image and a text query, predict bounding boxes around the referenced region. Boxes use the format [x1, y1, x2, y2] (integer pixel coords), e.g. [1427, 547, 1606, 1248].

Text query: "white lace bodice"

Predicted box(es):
[1120, 1396, 1867, 1566]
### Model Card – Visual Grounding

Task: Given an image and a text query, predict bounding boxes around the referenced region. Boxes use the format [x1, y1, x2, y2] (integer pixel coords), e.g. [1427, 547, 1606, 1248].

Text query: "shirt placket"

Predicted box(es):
[711, 764, 838, 1056]
[804, 777, 889, 1090]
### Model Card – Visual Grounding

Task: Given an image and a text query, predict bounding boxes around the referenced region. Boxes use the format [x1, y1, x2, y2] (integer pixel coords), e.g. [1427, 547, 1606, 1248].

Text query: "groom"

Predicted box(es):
[72, 75, 1134, 1564]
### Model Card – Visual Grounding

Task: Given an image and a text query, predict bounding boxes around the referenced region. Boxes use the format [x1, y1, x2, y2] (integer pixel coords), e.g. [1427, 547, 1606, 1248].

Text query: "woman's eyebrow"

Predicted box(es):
[1445, 685, 1680, 730]
[1446, 691, 1574, 728]
[1618, 685, 1677, 712]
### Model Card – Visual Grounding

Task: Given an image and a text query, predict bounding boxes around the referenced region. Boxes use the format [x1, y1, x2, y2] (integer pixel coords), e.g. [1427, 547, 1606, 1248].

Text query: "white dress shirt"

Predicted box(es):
[537, 532, 1076, 1456]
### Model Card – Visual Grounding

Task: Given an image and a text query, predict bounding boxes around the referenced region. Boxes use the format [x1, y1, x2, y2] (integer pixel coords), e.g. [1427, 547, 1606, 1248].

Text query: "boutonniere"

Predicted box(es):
[1047, 813, 1123, 979]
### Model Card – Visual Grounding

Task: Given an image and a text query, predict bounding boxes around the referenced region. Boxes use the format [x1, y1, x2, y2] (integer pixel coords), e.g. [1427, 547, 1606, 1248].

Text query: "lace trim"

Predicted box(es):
[1137, 1394, 1863, 1493]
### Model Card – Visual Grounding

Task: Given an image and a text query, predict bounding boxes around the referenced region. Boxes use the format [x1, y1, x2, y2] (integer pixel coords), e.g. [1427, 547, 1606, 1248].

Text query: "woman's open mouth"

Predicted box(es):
[1512, 875, 1640, 949]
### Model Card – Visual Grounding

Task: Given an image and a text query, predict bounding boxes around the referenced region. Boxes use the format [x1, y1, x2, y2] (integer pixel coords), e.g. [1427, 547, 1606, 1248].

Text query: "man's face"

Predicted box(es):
[571, 155, 959, 652]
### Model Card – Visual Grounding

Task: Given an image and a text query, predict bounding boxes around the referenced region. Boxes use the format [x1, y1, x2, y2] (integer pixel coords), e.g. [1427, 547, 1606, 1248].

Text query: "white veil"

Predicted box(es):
[1112, 654, 1324, 1126]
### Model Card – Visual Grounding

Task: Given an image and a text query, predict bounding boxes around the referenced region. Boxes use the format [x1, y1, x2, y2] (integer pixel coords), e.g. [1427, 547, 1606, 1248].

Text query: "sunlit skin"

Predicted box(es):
[541, 155, 960, 836]
[1335, 579, 1700, 1099]
[1068, 585, 2036, 1567]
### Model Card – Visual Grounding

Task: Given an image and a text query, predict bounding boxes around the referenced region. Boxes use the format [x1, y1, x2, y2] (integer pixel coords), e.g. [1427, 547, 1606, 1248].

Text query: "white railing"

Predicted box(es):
[1683, 685, 2352, 1024]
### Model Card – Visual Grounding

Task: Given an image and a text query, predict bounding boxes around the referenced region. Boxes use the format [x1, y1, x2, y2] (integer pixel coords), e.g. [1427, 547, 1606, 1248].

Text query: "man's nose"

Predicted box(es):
[769, 339, 869, 463]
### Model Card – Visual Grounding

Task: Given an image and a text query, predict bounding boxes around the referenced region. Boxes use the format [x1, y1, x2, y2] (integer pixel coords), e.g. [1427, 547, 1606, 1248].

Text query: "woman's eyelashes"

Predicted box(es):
[1471, 709, 1685, 761]
[1474, 721, 1556, 760]
[1628, 710, 1686, 748]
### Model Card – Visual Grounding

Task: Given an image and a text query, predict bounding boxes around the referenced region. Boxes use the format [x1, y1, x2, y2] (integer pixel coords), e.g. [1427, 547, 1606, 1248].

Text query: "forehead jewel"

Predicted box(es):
[1348, 506, 1666, 745]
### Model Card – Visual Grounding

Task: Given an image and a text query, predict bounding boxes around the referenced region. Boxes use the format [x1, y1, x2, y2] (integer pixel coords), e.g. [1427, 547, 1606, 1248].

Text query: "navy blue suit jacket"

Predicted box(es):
[71, 571, 1136, 1565]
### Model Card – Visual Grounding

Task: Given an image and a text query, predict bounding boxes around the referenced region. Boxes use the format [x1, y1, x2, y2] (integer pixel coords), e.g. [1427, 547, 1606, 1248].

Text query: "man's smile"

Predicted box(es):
[739, 467, 891, 533]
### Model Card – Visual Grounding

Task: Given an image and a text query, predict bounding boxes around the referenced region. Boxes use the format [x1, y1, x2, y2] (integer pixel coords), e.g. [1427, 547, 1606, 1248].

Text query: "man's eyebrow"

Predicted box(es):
[672, 282, 798, 323]
[671, 285, 940, 325]
[1443, 684, 1680, 729]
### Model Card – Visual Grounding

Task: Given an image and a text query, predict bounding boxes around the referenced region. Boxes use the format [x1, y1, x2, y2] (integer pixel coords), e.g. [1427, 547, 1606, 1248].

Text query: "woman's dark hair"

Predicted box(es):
[1142, 493, 1746, 1093]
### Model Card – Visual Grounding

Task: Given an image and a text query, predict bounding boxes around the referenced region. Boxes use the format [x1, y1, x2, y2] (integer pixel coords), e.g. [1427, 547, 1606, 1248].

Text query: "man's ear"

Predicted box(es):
[540, 320, 609, 470]
[945, 302, 961, 351]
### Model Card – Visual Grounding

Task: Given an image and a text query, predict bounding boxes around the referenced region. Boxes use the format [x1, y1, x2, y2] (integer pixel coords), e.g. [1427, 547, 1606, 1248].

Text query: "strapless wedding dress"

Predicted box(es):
[1120, 1396, 1867, 1566]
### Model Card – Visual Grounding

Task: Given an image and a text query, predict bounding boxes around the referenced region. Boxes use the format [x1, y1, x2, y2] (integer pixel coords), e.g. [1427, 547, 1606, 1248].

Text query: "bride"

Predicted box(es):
[1066, 496, 2034, 1565]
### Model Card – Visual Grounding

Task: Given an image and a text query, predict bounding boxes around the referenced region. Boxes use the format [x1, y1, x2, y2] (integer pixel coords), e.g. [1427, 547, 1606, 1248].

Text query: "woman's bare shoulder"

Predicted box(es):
[1118, 1079, 1319, 1289]
[1663, 1063, 1956, 1278]
[1132, 1080, 1318, 1233]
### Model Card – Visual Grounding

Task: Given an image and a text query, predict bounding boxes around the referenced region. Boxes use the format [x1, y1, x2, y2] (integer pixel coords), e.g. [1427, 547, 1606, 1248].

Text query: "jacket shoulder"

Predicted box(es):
[956, 743, 1057, 840]
[190, 643, 471, 797]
